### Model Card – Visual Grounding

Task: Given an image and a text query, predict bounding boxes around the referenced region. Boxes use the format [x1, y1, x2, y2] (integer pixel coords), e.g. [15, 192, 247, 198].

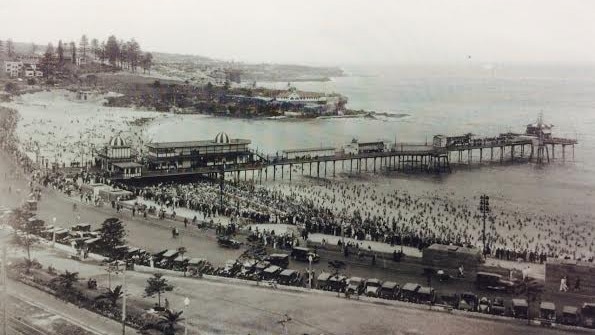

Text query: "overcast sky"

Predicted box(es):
[1, 0, 594, 66]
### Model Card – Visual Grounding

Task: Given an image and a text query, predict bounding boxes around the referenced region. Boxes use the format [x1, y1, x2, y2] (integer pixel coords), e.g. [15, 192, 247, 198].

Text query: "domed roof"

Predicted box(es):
[109, 135, 127, 147]
[214, 132, 230, 144]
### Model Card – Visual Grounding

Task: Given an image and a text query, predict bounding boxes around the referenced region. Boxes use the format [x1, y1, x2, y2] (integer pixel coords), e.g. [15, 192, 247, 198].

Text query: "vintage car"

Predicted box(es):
[475, 271, 521, 294]
[458, 292, 479, 312]
[218, 260, 242, 278]
[561, 306, 579, 326]
[277, 269, 303, 286]
[491, 297, 506, 316]
[399, 283, 421, 302]
[172, 256, 189, 272]
[346, 277, 366, 295]
[265, 254, 290, 269]
[379, 281, 399, 300]
[511, 298, 529, 319]
[217, 236, 241, 249]
[291, 247, 320, 262]
[187, 258, 213, 276]
[582, 303, 595, 328]
[478, 297, 491, 313]
[317, 272, 333, 290]
[328, 275, 347, 293]
[438, 293, 460, 309]
[539, 301, 557, 326]
[72, 223, 92, 232]
[416, 286, 436, 305]
[155, 249, 180, 269]
[261, 265, 283, 281]
[365, 278, 383, 297]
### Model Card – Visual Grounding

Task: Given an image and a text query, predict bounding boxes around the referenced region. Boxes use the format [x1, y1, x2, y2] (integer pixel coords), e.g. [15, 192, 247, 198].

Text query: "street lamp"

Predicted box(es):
[479, 195, 491, 256]
[308, 255, 313, 289]
[183, 297, 190, 335]
[219, 158, 226, 209]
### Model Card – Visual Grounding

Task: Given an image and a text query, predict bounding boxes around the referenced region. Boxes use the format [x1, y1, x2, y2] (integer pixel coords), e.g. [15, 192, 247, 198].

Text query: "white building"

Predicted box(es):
[4, 61, 23, 77]
[276, 87, 327, 103]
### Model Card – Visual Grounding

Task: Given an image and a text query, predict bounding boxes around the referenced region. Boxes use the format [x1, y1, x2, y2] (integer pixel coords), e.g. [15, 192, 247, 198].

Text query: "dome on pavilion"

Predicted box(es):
[214, 132, 230, 144]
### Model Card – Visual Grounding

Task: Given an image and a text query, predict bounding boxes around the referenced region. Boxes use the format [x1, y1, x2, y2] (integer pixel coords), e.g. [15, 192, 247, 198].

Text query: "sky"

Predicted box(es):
[1, 0, 595, 66]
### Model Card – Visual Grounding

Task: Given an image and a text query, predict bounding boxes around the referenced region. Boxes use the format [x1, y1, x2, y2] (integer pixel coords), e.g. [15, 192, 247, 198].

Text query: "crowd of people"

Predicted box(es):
[3, 99, 594, 264]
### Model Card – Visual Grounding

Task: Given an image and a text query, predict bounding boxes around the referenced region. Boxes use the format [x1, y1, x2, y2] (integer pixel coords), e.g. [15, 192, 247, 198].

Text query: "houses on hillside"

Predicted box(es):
[3, 60, 43, 78]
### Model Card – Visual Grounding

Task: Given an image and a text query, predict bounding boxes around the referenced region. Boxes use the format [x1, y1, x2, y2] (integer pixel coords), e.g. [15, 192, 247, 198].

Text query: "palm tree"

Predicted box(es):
[156, 309, 184, 335]
[54, 270, 79, 289]
[95, 284, 123, 307]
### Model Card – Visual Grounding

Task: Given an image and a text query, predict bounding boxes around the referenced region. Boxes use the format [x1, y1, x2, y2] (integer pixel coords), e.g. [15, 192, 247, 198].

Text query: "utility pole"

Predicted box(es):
[479, 195, 490, 256]
[2, 245, 7, 335]
[121, 267, 126, 335]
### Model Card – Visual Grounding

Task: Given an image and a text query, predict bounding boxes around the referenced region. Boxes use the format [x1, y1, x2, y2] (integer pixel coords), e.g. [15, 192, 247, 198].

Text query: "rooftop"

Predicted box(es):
[282, 147, 336, 154]
[146, 138, 251, 149]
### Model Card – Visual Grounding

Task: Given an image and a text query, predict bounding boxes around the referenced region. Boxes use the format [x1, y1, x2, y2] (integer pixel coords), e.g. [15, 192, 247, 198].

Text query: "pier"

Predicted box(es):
[108, 117, 577, 183]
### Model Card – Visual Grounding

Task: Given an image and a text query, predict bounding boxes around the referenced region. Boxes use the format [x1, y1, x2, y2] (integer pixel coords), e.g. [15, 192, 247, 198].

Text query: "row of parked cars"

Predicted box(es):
[315, 274, 594, 328]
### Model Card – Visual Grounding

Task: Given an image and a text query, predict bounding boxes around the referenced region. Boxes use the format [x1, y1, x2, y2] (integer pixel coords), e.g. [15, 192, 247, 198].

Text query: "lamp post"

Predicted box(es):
[308, 255, 313, 289]
[479, 195, 490, 256]
[183, 297, 190, 335]
[219, 158, 226, 209]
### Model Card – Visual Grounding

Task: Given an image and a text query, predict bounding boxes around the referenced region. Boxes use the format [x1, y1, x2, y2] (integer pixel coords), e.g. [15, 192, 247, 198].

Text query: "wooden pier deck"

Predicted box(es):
[112, 136, 577, 183]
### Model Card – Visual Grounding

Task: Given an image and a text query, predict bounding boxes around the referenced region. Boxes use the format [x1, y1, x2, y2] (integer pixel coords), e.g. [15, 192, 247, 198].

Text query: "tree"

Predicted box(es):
[54, 270, 79, 289]
[79, 34, 88, 58]
[4, 82, 18, 93]
[57, 40, 64, 65]
[156, 309, 184, 335]
[98, 217, 126, 258]
[127, 39, 141, 72]
[7, 38, 14, 58]
[144, 273, 173, 307]
[90, 38, 99, 58]
[141, 52, 153, 74]
[9, 209, 39, 269]
[98, 42, 107, 64]
[40, 43, 55, 77]
[105, 35, 119, 67]
[95, 284, 123, 307]
[70, 41, 77, 64]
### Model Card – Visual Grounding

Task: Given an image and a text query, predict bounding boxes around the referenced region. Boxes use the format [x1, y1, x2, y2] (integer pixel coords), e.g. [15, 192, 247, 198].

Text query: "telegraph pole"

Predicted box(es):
[479, 195, 490, 256]
[121, 267, 126, 335]
[3, 245, 7, 335]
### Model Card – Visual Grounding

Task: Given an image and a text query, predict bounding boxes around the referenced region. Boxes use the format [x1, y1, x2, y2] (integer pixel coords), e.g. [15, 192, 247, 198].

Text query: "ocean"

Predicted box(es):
[146, 64, 595, 219]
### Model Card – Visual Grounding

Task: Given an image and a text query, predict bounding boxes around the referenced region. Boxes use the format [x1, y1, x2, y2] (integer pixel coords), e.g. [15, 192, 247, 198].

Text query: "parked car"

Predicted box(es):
[416, 286, 436, 305]
[291, 247, 320, 262]
[365, 278, 383, 297]
[278, 269, 303, 286]
[539, 302, 557, 326]
[399, 283, 421, 302]
[261, 265, 283, 281]
[379, 281, 399, 300]
[476, 271, 521, 294]
[217, 236, 241, 249]
[219, 260, 241, 277]
[478, 297, 491, 313]
[491, 297, 506, 316]
[582, 303, 595, 328]
[346, 277, 366, 295]
[561, 306, 579, 326]
[511, 298, 529, 319]
[438, 293, 459, 309]
[458, 292, 479, 312]
[328, 275, 347, 293]
[317, 272, 332, 291]
[265, 254, 289, 269]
